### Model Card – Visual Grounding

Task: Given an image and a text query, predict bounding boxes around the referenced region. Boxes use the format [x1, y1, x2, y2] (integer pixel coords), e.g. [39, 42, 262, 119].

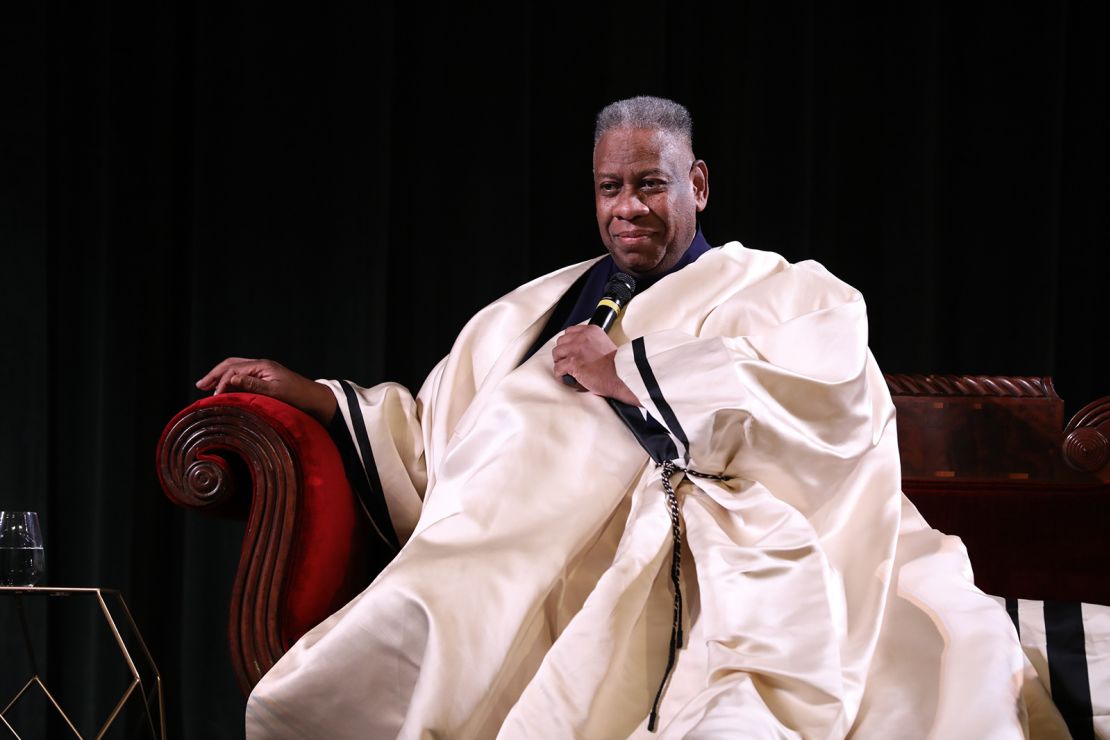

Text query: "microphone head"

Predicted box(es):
[605, 272, 637, 304]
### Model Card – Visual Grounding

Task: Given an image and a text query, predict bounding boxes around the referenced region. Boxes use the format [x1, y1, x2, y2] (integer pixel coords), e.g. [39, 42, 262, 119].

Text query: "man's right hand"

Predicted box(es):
[196, 357, 338, 423]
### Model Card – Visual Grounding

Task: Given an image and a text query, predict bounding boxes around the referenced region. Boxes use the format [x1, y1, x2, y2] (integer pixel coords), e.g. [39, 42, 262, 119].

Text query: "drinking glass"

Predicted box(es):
[0, 511, 46, 586]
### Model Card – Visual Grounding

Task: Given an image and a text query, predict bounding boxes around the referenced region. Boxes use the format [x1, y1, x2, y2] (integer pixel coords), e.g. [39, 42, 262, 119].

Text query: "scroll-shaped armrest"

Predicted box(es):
[1064, 395, 1110, 482]
[155, 393, 372, 695]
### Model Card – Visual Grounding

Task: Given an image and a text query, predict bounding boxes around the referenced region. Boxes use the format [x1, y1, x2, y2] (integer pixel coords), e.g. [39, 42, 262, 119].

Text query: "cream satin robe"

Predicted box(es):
[246, 243, 1060, 739]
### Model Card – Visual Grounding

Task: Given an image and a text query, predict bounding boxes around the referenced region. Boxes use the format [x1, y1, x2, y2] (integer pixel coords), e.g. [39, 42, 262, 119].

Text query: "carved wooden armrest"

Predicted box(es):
[1064, 396, 1110, 479]
[155, 393, 370, 695]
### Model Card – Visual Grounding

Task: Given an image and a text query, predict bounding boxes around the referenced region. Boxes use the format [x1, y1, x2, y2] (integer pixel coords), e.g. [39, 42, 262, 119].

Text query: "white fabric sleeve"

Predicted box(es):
[317, 378, 429, 547]
[612, 296, 893, 516]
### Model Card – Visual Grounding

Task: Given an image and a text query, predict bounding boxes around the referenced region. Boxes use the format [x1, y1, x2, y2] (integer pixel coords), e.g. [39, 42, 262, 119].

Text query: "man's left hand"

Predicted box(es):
[552, 325, 639, 406]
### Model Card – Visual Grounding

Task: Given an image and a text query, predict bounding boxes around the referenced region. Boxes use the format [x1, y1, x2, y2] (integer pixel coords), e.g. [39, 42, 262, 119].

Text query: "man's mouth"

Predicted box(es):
[613, 231, 655, 242]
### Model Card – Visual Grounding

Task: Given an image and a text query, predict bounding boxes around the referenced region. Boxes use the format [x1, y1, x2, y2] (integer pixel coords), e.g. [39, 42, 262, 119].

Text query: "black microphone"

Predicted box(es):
[562, 272, 637, 386]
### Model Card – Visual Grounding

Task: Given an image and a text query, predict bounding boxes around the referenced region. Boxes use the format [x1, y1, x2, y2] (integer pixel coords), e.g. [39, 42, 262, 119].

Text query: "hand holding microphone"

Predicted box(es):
[553, 273, 640, 405]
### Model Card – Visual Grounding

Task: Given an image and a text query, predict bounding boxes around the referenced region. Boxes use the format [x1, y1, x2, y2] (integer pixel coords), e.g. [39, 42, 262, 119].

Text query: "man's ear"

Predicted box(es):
[691, 160, 709, 211]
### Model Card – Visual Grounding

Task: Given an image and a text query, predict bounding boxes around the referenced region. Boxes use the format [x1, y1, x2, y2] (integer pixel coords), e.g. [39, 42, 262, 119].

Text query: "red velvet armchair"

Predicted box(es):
[156, 375, 1110, 696]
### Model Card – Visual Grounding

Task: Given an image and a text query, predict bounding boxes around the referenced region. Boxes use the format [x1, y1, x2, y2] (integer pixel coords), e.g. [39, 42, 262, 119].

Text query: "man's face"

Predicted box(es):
[593, 127, 709, 277]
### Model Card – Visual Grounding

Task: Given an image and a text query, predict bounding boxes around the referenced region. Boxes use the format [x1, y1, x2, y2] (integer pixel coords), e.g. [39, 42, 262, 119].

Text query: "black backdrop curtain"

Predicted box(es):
[2, 2, 1106, 737]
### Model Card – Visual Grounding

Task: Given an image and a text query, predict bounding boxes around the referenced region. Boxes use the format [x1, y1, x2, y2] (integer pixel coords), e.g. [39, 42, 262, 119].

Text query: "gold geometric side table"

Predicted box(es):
[0, 586, 166, 739]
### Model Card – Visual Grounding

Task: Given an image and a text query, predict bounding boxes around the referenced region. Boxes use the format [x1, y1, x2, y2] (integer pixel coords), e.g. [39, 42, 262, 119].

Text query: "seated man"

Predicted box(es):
[198, 96, 1039, 738]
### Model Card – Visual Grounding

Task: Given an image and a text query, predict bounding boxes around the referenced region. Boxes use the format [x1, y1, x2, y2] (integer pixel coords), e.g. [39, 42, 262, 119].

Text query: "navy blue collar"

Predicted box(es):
[604, 227, 712, 293]
[568, 227, 712, 327]
[517, 228, 714, 366]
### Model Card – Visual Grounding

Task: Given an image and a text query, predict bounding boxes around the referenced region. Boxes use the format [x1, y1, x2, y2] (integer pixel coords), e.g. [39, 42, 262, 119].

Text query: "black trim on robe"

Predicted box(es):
[327, 381, 401, 553]
[632, 337, 691, 464]
[1045, 600, 1095, 740]
[605, 399, 679, 465]
[518, 231, 712, 466]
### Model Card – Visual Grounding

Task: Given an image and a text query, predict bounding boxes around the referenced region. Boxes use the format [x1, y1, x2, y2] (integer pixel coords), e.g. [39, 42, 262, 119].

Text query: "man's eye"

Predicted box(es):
[642, 179, 666, 191]
[598, 182, 620, 194]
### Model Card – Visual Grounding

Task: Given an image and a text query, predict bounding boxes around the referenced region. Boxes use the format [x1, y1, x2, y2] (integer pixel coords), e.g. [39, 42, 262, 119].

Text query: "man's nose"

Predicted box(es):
[613, 188, 650, 219]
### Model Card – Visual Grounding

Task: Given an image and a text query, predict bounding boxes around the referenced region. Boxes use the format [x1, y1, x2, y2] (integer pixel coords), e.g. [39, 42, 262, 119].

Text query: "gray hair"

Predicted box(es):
[593, 96, 694, 151]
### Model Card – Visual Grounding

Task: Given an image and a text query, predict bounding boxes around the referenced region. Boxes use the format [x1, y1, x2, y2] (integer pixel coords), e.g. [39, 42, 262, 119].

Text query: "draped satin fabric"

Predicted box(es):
[245, 243, 1039, 739]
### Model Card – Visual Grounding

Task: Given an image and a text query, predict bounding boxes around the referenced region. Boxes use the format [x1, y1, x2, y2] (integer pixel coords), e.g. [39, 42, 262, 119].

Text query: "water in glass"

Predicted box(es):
[0, 511, 46, 586]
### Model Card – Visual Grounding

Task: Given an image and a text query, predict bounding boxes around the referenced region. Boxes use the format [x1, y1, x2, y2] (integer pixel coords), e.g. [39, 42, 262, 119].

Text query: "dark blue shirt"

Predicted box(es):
[563, 228, 713, 329]
[519, 228, 713, 365]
